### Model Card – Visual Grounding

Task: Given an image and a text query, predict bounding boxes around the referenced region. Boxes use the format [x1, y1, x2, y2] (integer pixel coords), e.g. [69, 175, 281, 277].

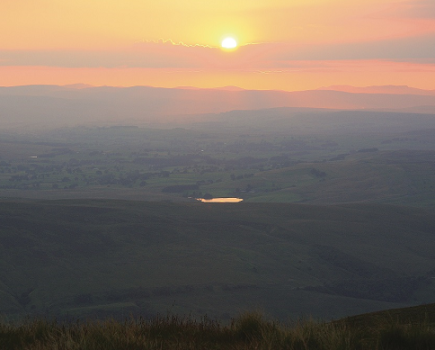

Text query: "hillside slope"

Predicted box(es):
[1, 200, 434, 321]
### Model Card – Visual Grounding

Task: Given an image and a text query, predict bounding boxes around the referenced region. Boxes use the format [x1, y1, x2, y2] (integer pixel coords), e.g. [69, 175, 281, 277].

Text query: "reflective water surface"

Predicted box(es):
[197, 197, 243, 203]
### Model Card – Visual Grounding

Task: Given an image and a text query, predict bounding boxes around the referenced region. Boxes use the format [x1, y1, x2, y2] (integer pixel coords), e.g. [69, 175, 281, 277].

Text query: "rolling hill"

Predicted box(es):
[1, 199, 434, 321]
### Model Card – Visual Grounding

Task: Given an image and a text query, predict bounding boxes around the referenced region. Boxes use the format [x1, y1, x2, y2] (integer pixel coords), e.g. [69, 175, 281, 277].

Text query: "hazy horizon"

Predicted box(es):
[2, 84, 435, 131]
[2, 83, 435, 93]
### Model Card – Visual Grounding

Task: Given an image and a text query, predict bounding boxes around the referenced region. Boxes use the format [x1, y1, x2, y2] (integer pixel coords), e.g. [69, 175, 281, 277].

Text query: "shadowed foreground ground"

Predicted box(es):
[2, 304, 435, 350]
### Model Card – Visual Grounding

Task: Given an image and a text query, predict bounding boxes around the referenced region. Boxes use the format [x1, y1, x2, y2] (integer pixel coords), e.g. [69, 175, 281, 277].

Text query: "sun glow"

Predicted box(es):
[221, 37, 238, 49]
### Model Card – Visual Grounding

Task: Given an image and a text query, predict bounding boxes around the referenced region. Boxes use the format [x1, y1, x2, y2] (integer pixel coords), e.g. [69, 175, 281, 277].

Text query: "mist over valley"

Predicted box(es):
[1, 84, 435, 325]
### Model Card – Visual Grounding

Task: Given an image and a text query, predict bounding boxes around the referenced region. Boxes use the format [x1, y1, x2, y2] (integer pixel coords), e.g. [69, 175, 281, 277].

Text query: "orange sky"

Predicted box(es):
[1, 0, 435, 90]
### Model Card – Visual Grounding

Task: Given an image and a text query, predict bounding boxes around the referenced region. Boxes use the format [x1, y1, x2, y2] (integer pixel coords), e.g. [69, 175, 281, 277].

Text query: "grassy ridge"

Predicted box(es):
[1, 200, 435, 321]
[2, 305, 435, 349]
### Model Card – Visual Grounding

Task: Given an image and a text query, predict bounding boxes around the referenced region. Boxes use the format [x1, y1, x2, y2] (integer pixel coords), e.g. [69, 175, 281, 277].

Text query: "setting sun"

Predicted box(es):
[2, 0, 435, 90]
[221, 37, 238, 49]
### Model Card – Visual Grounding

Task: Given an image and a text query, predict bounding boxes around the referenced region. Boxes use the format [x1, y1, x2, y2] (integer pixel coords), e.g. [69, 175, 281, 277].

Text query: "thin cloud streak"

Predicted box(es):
[1, 0, 435, 90]
[2, 32, 435, 71]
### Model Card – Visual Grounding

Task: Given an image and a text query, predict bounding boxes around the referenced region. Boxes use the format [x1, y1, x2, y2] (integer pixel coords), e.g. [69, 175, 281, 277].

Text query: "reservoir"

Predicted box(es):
[197, 197, 243, 203]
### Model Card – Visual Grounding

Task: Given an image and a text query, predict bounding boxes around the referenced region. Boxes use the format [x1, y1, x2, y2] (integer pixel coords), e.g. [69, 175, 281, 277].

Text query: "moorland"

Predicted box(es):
[4, 304, 435, 349]
[1, 85, 435, 326]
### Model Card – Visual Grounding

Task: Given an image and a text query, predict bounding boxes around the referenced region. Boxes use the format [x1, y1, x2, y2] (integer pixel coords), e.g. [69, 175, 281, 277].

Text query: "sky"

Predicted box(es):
[1, 0, 435, 90]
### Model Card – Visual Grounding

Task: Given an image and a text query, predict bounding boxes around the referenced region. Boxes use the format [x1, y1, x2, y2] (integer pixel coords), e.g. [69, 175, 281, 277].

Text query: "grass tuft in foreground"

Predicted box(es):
[1, 311, 435, 349]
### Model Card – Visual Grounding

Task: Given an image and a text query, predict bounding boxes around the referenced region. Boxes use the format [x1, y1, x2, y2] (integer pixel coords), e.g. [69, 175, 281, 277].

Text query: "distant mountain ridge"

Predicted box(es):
[1, 84, 435, 129]
[318, 85, 435, 96]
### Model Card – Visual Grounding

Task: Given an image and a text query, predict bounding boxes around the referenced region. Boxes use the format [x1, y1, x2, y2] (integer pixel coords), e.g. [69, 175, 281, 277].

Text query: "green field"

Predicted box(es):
[1, 123, 435, 207]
